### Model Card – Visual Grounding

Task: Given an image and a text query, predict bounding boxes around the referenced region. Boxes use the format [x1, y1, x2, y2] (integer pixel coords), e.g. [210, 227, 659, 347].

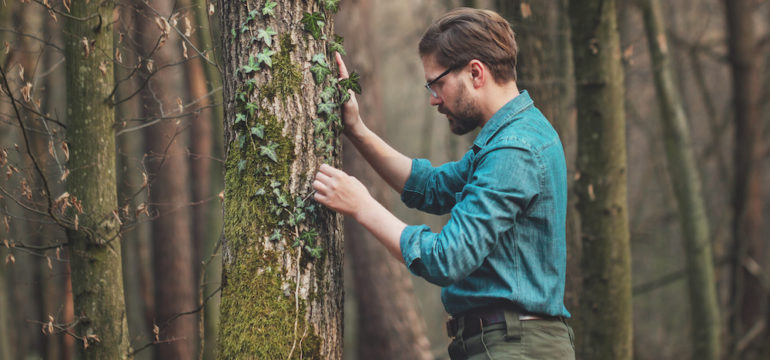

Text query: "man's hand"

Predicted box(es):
[334, 52, 364, 137]
[312, 164, 372, 219]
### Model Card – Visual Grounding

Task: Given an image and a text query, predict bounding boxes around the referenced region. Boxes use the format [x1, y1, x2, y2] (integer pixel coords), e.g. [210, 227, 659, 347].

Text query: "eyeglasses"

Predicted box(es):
[424, 66, 458, 98]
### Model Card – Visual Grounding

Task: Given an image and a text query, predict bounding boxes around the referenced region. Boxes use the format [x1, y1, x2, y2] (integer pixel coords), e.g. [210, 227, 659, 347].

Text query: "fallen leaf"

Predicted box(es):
[21, 82, 32, 102]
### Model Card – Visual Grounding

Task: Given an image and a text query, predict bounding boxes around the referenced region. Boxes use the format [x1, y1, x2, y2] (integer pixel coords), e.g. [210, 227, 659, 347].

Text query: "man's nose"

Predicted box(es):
[429, 94, 442, 106]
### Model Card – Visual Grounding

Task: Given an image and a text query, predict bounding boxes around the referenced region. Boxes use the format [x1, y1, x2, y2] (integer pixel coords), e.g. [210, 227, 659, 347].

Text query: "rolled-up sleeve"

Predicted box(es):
[401, 153, 471, 215]
[400, 145, 540, 286]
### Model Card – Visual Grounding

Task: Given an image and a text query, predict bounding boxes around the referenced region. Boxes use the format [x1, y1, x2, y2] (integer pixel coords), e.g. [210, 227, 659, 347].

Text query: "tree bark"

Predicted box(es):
[133, 0, 198, 358]
[724, 1, 766, 357]
[569, 0, 633, 359]
[336, 0, 433, 359]
[217, 1, 344, 358]
[64, 0, 131, 358]
[639, 0, 720, 358]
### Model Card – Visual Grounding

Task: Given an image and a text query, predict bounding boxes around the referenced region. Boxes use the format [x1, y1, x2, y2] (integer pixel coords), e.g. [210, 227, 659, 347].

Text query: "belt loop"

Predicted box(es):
[503, 308, 522, 341]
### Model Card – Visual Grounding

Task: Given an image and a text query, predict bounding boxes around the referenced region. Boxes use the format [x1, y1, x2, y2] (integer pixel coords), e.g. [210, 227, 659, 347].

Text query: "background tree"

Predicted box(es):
[724, 0, 766, 357]
[63, 0, 131, 357]
[217, 0, 345, 357]
[336, 0, 433, 359]
[638, 0, 720, 358]
[569, 0, 633, 359]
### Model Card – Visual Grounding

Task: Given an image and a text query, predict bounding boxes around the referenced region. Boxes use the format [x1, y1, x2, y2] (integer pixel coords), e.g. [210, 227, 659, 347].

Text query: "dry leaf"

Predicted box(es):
[218, 190, 224, 202]
[56, 247, 61, 259]
[5, 254, 14, 264]
[82, 337, 88, 349]
[62, 0, 71, 12]
[146, 59, 154, 73]
[182, 41, 188, 59]
[21, 82, 32, 102]
[3, 41, 9, 55]
[208, 3, 215, 16]
[119, 32, 124, 44]
[3, 216, 8, 232]
[61, 142, 69, 161]
[20, 178, 32, 200]
[656, 33, 668, 54]
[141, 171, 148, 188]
[115, 48, 122, 63]
[587, 184, 596, 201]
[98, 61, 108, 76]
[589, 38, 599, 55]
[18, 64, 24, 81]
[46, 315, 54, 334]
[176, 97, 183, 114]
[48, 140, 55, 158]
[60, 169, 70, 182]
[1, 148, 7, 166]
[520, 2, 532, 19]
[183, 16, 192, 37]
[81, 37, 90, 58]
[136, 203, 149, 217]
[622, 45, 634, 61]
[113, 209, 122, 225]
[73, 214, 78, 231]
[2, 239, 8, 248]
[48, 10, 57, 22]
[47, 257, 52, 270]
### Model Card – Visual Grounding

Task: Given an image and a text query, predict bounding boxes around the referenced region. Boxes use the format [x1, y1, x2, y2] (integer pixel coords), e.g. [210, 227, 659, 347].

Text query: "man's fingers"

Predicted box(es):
[314, 171, 331, 184]
[335, 52, 349, 79]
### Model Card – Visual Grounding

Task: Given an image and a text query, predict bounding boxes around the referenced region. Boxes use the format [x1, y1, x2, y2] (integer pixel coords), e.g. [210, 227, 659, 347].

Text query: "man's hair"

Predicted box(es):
[419, 8, 518, 83]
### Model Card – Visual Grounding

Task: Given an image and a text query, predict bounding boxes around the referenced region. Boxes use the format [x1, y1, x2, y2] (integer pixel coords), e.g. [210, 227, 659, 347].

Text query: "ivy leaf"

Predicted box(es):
[245, 78, 257, 92]
[310, 63, 331, 85]
[262, 0, 277, 16]
[235, 113, 246, 124]
[238, 133, 247, 149]
[320, 86, 337, 102]
[313, 118, 326, 134]
[237, 159, 247, 173]
[243, 55, 260, 74]
[311, 53, 328, 66]
[268, 228, 281, 242]
[315, 137, 326, 150]
[301, 12, 325, 40]
[257, 27, 277, 47]
[327, 113, 341, 127]
[255, 187, 266, 196]
[257, 48, 276, 68]
[245, 102, 258, 117]
[305, 246, 323, 259]
[328, 35, 346, 55]
[250, 124, 264, 139]
[339, 71, 362, 94]
[260, 142, 279, 162]
[321, 0, 340, 12]
[317, 101, 336, 116]
[247, 9, 258, 22]
[270, 179, 281, 188]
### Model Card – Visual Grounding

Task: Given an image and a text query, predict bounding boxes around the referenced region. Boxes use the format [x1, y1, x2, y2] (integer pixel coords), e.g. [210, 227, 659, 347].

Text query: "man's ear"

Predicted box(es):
[469, 59, 485, 89]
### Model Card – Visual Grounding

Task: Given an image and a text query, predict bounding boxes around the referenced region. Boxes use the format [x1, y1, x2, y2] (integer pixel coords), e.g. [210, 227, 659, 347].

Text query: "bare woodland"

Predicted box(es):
[0, 0, 768, 359]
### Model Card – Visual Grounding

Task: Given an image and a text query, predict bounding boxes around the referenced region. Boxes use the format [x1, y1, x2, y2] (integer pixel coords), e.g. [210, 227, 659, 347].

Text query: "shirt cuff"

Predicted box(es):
[401, 158, 432, 207]
[400, 224, 430, 277]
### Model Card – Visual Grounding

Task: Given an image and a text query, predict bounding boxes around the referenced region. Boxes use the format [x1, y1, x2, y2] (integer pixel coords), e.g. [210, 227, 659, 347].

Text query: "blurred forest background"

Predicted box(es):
[0, 0, 768, 359]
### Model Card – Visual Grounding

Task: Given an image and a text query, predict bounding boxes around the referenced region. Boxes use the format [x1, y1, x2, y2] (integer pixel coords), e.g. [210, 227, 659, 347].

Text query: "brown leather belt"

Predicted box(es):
[446, 305, 561, 339]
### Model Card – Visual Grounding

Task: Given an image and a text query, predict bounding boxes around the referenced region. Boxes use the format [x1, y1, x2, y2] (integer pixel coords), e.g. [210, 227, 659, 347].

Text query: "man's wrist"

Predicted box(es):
[343, 117, 367, 142]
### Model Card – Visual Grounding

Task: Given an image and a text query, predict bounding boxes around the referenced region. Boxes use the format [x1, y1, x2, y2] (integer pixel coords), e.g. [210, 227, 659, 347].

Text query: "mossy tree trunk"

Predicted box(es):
[569, 0, 633, 359]
[639, 0, 720, 358]
[217, 1, 344, 358]
[64, 0, 131, 358]
[724, 1, 766, 357]
[336, 0, 433, 359]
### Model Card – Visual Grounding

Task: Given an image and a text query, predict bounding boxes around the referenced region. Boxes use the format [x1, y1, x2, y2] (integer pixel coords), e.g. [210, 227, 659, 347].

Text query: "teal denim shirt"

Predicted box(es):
[400, 91, 570, 317]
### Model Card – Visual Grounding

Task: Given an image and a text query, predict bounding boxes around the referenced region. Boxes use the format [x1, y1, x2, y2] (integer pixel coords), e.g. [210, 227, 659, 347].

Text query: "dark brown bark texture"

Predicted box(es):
[725, 1, 766, 357]
[336, 0, 433, 358]
[133, 0, 198, 358]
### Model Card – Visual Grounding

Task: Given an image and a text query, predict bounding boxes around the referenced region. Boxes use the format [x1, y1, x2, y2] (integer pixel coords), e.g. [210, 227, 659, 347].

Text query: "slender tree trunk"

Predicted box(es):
[569, 0, 633, 359]
[133, 0, 198, 358]
[724, 1, 766, 357]
[64, 0, 131, 357]
[639, 1, 720, 358]
[336, 0, 433, 359]
[190, 1, 225, 359]
[217, 1, 344, 358]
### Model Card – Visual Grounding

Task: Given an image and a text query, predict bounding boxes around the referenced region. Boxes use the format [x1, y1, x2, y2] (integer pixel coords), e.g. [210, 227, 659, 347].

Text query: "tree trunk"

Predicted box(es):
[64, 0, 131, 358]
[188, 1, 225, 358]
[336, 0, 433, 359]
[132, 0, 198, 358]
[639, 0, 720, 358]
[724, 0, 765, 357]
[217, 1, 344, 358]
[569, 0, 633, 359]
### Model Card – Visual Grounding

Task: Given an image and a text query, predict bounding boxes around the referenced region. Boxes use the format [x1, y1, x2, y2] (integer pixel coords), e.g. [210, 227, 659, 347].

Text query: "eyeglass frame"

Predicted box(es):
[424, 64, 461, 98]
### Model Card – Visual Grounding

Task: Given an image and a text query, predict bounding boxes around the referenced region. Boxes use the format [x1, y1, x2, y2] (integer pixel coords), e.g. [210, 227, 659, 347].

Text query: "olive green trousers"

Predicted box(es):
[447, 310, 575, 360]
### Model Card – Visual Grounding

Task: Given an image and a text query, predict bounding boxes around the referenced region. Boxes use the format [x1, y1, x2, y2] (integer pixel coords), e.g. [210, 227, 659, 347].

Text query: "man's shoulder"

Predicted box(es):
[488, 107, 561, 153]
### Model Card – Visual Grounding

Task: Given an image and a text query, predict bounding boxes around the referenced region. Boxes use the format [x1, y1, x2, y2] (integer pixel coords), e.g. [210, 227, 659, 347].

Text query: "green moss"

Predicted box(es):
[261, 35, 302, 101]
[218, 247, 320, 358]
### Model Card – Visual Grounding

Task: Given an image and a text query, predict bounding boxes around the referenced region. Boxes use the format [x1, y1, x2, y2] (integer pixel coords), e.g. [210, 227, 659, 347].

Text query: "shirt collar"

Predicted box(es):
[472, 90, 533, 150]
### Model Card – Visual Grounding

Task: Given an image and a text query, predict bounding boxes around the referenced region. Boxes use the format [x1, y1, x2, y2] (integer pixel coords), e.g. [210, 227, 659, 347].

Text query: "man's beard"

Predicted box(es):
[440, 84, 484, 135]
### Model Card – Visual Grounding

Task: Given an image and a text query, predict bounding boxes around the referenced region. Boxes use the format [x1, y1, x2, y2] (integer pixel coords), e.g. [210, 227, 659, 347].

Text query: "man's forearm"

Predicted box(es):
[346, 120, 412, 194]
[353, 198, 407, 264]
